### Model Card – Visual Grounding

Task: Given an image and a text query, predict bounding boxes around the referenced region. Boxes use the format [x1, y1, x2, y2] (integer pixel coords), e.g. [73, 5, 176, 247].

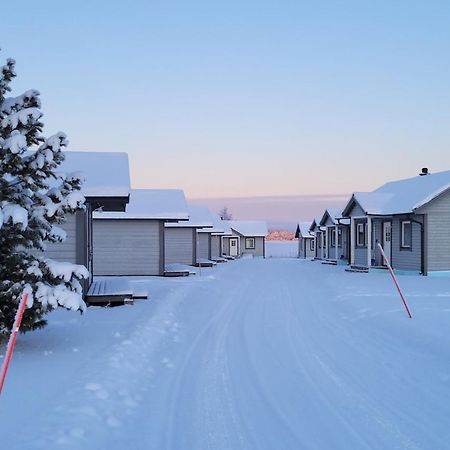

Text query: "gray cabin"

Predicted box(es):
[93, 189, 189, 276]
[342, 168, 450, 275]
[39, 152, 131, 295]
[197, 214, 231, 262]
[295, 222, 315, 259]
[309, 218, 325, 260]
[222, 221, 268, 258]
[319, 208, 350, 264]
[164, 205, 213, 267]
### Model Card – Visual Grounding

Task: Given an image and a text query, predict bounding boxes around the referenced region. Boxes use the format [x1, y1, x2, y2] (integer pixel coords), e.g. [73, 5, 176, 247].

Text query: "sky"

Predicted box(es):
[3, 1, 450, 223]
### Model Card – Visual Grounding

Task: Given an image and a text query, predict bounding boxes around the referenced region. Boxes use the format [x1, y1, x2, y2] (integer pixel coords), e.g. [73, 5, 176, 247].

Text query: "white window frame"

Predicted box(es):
[401, 221, 412, 249]
[245, 237, 255, 249]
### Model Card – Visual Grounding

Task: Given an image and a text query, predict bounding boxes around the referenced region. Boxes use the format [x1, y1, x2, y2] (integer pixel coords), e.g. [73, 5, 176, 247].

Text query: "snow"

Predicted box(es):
[266, 241, 298, 258]
[56, 151, 131, 198]
[2, 259, 450, 448]
[0, 203, 28, 230]
[165, 264, 197, 275]
[93, 189, 189, 220]
[227, 220, 268, 237]
[347, 169, 450, 215]
[3, 130, 27, 154]
[198, 214, 230, 235]
[165, 205, 214, 229]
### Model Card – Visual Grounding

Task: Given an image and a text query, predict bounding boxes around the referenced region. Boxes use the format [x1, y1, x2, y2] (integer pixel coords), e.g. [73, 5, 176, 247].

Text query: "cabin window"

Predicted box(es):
[310, 240, 315, 251]
[338, 229, 343, 247]
[356, 223, 365, 247]
[245, 238, 255, 249]
[401, 221, 412, 249]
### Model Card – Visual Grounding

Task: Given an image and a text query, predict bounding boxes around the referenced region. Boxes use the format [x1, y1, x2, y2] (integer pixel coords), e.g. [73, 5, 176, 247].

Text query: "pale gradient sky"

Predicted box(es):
[3, 1, 450, 199]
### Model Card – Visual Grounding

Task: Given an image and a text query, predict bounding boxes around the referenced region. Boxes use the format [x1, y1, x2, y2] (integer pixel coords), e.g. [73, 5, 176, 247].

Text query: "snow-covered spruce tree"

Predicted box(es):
[0, 54, 88, 336]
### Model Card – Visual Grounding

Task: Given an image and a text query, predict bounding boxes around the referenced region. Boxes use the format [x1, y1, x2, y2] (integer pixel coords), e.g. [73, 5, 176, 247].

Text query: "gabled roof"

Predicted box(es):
[319, 207, 350, 226]
[295, 221, 313, 239]
[58, 151, 130, 198]
[93, 189, 188, 220]
[198, 214, 232, 235]
[343, 169, 450, 216]
[165, 205, 214, 229]
[309, 218, 321, 232]
[227, 220, 268, 237]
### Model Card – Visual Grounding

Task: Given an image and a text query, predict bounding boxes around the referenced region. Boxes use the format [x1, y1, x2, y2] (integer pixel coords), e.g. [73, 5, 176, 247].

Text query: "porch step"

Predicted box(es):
[164, 264, 196, 277]
[212, 257, 227, 263]
[345, 265, 369, 273]
[322, 260, 337, 266]
[195, 259, 217, 268]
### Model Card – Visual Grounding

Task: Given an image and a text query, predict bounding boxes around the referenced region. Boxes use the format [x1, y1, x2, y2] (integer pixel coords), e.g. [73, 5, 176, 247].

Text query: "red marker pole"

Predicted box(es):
[0, 291, 29, 396]
[377, 243, 412, 319]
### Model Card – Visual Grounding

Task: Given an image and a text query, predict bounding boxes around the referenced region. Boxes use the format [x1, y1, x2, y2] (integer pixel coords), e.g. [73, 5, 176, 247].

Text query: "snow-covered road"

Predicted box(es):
[2, 259, 450, 449]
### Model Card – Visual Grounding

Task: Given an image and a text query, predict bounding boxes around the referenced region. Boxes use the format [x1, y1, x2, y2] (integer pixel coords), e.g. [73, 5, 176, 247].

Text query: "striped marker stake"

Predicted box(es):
[0, 291, 29, 396]
[377, 243, 412, 319]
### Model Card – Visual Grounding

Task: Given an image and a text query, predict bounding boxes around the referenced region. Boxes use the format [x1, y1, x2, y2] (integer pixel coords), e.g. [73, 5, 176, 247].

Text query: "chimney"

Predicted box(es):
[419, 167, 429, 176]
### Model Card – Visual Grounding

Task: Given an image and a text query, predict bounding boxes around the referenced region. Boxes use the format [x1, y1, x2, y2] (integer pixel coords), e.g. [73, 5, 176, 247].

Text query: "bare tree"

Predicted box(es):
[219, 206, 232, 220]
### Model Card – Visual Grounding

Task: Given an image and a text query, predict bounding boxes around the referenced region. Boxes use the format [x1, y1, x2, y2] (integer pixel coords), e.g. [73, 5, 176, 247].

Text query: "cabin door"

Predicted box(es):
[230, 238, 238, 256]
[382, 222, 392, 265]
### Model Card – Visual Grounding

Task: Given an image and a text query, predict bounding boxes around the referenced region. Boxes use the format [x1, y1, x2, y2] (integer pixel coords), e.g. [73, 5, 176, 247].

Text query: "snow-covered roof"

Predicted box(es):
[228, 220, 268, 237]
[296, 222, 313, 238]
[319, 207, 349, 226]
[93, 189, 188, 220]
[198, 214, 232, 235]
[309, 218, 321, 232]
[343, 169, 450, 216]
[59, 151, 130, 198]
[165, 205, 214, 228]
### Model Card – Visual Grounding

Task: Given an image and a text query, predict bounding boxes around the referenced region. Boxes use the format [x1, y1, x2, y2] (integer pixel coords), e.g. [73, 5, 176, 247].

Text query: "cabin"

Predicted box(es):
[342, 168, 450, 275]
[222, 221, 268, 258]
[319, 208, 350, 264]
[40, 151, 130, 295]
[295, 222, 315, 259]
[309, 218, 325, 260]
[198, 214, 231, 263]
[92, 189, 188, 276]
[164, 205, 213, 267]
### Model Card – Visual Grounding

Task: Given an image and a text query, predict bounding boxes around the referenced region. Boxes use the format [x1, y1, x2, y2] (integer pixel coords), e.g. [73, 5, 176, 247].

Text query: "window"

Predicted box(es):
[310, 240, 315, 251]
[401, 221, 412, 249]
[245, 238, 255, 249]
[357, 223, 365, 247]
[338, 229, 343, 247]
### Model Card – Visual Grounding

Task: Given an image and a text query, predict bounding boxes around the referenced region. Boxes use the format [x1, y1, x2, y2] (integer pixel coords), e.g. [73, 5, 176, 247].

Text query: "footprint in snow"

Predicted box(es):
[161, 357, 174, 369]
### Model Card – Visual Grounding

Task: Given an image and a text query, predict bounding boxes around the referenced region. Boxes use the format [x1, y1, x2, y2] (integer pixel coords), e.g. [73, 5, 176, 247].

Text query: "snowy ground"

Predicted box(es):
[266, 240, 298, 258]
[2, 259, 450, 449]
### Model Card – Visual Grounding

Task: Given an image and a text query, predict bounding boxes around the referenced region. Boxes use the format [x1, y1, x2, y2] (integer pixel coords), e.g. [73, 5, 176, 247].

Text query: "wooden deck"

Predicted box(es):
[195, 259, 217, 268]
[86, 278, 148, 306]
[345, 265, 369, 273]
